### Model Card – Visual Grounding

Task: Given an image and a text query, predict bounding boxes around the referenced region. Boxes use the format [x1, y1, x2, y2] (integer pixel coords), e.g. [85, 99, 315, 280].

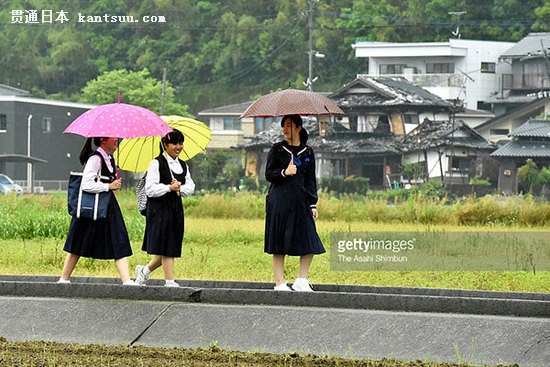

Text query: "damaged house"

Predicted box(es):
[242, 76, 498, 191]
[401, 119, 497, 187]
[243, 76, 468, 189]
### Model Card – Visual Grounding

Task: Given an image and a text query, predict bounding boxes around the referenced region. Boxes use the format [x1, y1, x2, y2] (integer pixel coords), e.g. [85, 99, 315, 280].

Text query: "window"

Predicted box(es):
[426, 63, 455, 74]
[450, 157, 471, 173]
[379, 64, 407, 74]
[403, 113, 419, 124]
[255, 117, 280, 133]
[490, 128, 509, 136]
[0, 114, 6, 132]
[328, 159, 345, 177]
[357, 115, 379, 132]
[42, 117, 51, 133]
[477, 101, 491, 111]
[481, 62, 496, 73]
[223, 117, 241, 130]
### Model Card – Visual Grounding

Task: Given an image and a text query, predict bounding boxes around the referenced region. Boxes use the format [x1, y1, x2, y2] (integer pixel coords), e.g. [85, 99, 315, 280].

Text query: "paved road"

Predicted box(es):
[0, 275, 548, 366]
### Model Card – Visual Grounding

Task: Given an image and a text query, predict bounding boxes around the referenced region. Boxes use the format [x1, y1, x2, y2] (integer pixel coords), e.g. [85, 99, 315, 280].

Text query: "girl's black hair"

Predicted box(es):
[159, 128, 185, 154]
[79, 137, 102, 165]
[280, 114, 303, 127]
[281, 114, 308, 144]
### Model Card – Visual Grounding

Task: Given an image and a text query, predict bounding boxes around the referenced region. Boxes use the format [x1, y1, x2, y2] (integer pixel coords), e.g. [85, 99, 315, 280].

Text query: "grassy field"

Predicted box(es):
[0, 191, 549, 292]
[0, 192, 546, 366]
[0, 216, 549, 293]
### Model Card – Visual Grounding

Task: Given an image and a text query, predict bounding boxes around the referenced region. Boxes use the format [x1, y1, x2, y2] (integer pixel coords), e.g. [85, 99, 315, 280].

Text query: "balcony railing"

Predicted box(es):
[359, 73, 465, 88]
[502, 73, 550, 91]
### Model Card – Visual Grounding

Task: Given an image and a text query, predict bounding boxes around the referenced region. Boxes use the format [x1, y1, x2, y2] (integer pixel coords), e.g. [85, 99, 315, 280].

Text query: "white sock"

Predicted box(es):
[165, 279, 176, 286]
[142, 266, 151, 276]
[123, 280, 135, 285]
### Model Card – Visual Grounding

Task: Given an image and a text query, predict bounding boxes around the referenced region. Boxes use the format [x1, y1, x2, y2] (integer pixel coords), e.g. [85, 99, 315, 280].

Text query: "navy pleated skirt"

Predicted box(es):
[141, 192, 184, 258]
[64, 193, 132, 260]
[264, 184, 325, 256]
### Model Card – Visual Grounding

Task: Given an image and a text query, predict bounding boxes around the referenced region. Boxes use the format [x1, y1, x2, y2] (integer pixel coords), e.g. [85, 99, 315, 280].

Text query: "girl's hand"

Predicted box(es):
[109, 179, 122, 191]
[170, 179, 181, 192]
[311, 208, 318, 220]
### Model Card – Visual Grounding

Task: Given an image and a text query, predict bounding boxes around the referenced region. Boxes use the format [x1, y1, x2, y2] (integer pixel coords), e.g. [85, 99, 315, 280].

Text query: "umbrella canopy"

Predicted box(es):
[240, 88, 344, 118]
[63, 98, 171, 139]
[116, 115, 212, 172]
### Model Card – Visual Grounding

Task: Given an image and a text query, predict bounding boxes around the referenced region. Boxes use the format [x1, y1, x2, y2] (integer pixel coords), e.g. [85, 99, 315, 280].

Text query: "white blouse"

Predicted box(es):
[145, 153, 195, 198]
[81, 148, 112, 193]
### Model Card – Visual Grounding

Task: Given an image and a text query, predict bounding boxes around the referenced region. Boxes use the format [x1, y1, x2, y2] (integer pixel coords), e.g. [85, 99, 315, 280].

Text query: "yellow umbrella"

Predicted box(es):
[116, 115, 211, 172]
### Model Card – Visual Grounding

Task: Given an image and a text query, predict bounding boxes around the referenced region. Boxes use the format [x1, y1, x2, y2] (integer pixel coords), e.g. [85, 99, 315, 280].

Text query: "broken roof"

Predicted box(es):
[241, 119, 401, 155]
[402, 119, 495, 152]
[330, 76, 451, 109]
[312, 134, 402, 155]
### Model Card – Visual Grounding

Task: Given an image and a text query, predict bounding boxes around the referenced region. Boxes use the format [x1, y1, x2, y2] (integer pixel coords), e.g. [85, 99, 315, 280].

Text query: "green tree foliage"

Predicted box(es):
[518, 159, 540, 194]
[80, 69, 190, 116]
[0, 0, 548, 114]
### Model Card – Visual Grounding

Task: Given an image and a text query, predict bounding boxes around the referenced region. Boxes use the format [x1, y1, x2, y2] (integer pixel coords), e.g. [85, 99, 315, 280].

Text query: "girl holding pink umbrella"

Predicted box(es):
[58, 137, 136, 285]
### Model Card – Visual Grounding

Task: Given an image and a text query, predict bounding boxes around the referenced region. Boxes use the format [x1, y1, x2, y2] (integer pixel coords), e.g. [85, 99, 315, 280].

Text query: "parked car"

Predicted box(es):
[0, 174, 23, 195]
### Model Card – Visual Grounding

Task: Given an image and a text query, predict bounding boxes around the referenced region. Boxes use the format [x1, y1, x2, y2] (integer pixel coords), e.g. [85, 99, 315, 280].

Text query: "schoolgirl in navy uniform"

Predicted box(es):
[135, 129, 195, 287]
[264, 114, 325, 291]
[59, 137, 135, 285]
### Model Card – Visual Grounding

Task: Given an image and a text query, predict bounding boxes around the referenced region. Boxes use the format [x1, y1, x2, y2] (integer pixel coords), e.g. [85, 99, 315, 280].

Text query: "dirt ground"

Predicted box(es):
[0, 337, 518, 367]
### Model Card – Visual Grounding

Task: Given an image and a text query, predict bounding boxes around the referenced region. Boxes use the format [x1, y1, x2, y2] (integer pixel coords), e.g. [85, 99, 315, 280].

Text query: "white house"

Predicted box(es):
[352, 38, 515, 112]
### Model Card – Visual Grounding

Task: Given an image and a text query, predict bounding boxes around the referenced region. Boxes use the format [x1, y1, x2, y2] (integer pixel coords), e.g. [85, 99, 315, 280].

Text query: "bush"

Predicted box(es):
[320, 177, 369, 195]
[517, 159, 540, 194]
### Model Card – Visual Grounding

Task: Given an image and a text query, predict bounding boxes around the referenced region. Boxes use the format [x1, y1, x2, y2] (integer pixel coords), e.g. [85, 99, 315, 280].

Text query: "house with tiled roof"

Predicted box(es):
[402, 119, 496, 185]
[491, 119, 550, 194]
[487, 33, 550, 115]
[475, 97, 550, 143]
[243, 76, 460, 189]
[330, 76, 451, 136]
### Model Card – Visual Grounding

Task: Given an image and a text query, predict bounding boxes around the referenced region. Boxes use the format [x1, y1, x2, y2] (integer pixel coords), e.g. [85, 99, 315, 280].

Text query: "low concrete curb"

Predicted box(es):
[1, 275, 549, 317]
[1, 275, 549, 367]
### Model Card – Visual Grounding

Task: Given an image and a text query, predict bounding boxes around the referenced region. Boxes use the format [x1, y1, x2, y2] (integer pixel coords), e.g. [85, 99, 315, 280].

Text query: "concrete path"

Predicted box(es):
[0, 275, 548, 366]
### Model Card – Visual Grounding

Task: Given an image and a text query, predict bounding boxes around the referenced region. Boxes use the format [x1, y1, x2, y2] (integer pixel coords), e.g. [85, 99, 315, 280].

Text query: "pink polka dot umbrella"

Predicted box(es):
[63, 94, 171, 139]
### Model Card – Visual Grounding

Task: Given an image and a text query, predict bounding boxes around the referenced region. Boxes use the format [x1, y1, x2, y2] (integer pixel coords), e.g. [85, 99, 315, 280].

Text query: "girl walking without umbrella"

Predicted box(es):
[264, 114, 325, 291]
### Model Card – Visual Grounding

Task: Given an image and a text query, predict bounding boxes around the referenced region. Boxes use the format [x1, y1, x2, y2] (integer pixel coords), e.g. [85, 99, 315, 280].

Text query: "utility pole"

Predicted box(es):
[448, 11, 466, 39]
[160, 67, 167, 115]
[306, 0, 318, 91]
[26, 114, 32, 193]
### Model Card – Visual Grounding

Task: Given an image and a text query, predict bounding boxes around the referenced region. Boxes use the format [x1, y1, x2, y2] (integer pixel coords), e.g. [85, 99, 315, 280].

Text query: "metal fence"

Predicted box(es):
[15, 180, 68, 193]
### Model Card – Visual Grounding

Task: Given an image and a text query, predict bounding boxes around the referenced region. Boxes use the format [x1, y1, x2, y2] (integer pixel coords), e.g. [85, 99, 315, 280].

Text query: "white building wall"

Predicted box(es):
[353, 39, 514, 110]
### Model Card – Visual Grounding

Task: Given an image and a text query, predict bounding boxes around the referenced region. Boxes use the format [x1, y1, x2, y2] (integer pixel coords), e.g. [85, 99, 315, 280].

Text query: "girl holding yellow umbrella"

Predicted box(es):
[117, 116, 210, 286]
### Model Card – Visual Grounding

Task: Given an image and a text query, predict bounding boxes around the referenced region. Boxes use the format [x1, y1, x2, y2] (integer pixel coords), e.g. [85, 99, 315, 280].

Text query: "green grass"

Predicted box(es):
[0, 215, 549, 293]
[0, 192, 549, 292]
